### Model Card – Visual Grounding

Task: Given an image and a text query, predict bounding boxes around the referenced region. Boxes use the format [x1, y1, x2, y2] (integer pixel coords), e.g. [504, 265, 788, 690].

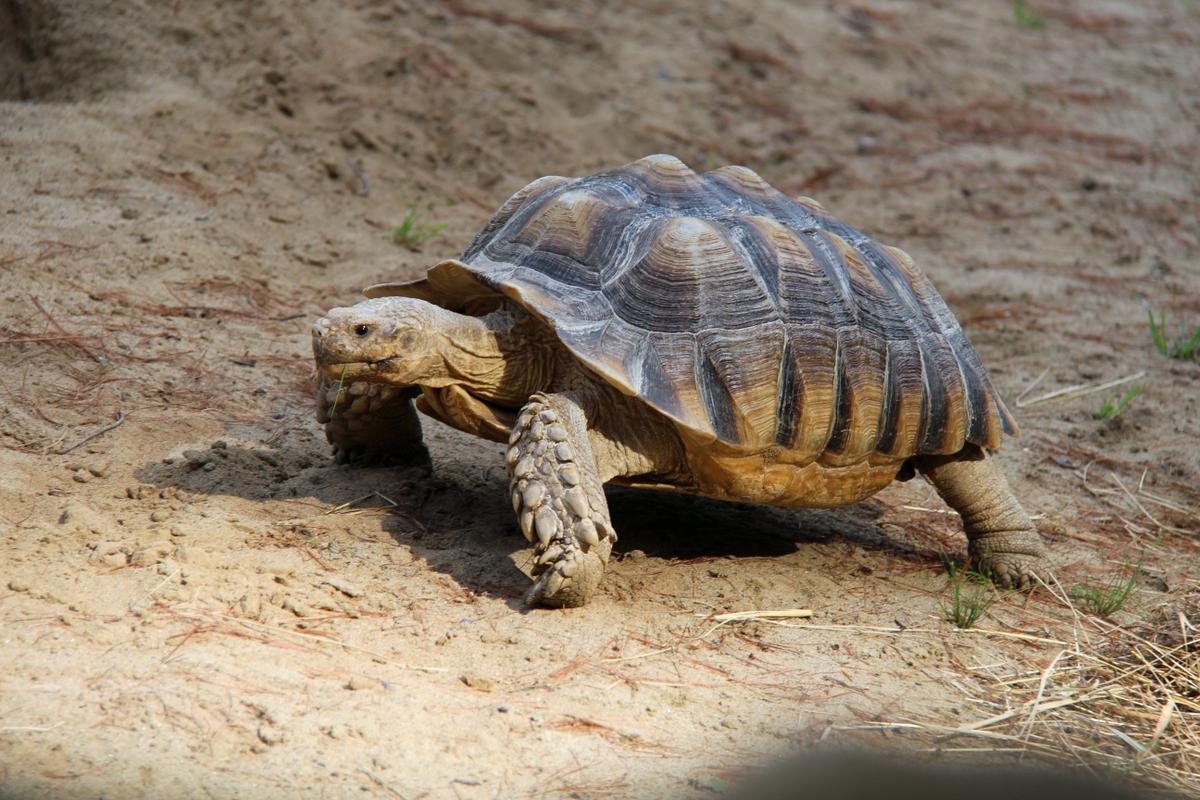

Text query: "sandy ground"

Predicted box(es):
[1, 1, 1198, 798]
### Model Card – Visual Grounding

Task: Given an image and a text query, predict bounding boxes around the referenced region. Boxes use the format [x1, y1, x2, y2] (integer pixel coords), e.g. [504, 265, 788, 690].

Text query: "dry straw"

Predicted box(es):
[846, 586, 1199, 795]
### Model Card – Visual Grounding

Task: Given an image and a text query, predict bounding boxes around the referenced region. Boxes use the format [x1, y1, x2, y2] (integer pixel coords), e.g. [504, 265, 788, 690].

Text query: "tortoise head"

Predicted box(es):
[311, 297, 446, 385]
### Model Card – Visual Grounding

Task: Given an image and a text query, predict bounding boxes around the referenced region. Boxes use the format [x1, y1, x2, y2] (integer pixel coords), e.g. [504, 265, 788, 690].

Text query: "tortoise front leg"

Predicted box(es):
[915, 446, 1048, 588]
[507, 392, 614, 607]
[316, 374, 430, 469]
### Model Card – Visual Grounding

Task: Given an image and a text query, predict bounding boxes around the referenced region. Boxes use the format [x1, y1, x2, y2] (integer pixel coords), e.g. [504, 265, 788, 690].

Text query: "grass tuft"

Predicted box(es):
[1012, 0, 1045, 30]
[1071, 567, 1138, 617]
[942, 563, 995, 629]
[1148, 310, 1200, 360]
[389, 207, 446, 251]
[1093, 383, 1142, 421]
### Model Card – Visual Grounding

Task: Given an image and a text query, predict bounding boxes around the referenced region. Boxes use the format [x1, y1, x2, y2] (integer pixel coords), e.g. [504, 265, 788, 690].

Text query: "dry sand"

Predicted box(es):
[1, 1, 1198, 798]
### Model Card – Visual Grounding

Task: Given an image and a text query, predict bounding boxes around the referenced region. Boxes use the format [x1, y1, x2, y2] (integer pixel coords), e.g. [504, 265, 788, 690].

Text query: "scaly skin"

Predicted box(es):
[507, 392, 614, 607]
[915, 446, 1048, 588]
[315, 374, 430, 469]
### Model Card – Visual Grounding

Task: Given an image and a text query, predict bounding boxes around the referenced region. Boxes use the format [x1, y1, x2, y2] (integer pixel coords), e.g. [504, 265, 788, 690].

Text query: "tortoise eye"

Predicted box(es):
[354, 324, 371, 337]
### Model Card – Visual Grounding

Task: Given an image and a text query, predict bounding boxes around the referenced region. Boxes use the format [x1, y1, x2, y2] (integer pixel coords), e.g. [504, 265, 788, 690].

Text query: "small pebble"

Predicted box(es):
[7, 579, 29, 592]
[345, 676, 374, 691]
[150, 510, 169, 522]
[323, 577, 363, 598]
[202, 462, 216, 472]
[72, 470, 92, 484]
[459, 672, 495, 692]
[257, 725, 284, 745]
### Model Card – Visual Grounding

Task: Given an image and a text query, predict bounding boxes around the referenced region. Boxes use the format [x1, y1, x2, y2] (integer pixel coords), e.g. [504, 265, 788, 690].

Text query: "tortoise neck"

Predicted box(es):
[433, 305, 556, 407]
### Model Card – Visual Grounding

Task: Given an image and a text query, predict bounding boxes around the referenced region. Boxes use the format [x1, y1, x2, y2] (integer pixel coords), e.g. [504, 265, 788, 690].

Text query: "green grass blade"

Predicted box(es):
[1148, 309, 1169, 357]
[1012, 0, 1045, 30]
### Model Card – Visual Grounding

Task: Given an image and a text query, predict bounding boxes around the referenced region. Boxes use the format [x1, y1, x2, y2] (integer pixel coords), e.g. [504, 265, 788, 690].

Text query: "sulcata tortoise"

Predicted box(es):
[311, 154, 1047, 607]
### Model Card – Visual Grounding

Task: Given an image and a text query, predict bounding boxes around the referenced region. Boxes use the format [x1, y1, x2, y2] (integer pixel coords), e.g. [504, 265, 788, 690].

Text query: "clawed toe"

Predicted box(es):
[972, 551, 1045, 591]
[333, 445, 373, 465]
[523, 549, 603, 608]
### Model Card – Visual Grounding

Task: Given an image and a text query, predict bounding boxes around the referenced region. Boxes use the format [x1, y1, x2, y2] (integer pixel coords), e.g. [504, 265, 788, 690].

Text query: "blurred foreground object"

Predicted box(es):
[724, 750, 1156, 800]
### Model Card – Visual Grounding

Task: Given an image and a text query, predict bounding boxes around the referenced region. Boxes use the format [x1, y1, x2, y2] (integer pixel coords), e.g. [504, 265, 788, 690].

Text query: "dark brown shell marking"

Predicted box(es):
[456, 155, 1016, 460]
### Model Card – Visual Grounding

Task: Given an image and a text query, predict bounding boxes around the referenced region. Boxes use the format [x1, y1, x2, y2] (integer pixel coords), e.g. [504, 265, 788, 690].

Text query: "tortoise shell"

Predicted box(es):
[370, 154, 1016, 466]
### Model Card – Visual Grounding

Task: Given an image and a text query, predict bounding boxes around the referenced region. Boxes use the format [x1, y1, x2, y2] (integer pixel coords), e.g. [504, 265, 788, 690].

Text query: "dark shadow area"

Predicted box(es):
[135, 433, 536, 609]
[607, 486, 890, 560]
[0, 0, 123, 101]
[137, 428, 951, 607]
[720, 748, 1162, 800]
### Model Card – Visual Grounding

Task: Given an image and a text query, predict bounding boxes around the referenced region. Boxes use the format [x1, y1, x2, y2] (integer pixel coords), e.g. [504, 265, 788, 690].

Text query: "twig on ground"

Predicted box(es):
[359, 770, 406, 799]
[1015, 368, 1050, 406]
[0, 723, 65, 733]
[325, 491, 396, 515]
[129, 567, 180, 612]
[161, 605, 448, 672]
[30, 296, 104, 363]
[443, 0, 587, 40]
[707, 609, 814, 623]
[1108, 471, 1184, 534]
[57, 410, 126, 454]
[1016, 371, 1145, 408]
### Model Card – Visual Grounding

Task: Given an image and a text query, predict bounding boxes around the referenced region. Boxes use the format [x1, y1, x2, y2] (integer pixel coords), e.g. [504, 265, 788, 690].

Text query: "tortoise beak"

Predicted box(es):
[311, 317, 330, 359]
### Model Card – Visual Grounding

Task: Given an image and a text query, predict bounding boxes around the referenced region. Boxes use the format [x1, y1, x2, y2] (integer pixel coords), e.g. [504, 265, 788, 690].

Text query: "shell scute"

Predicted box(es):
[695, 323, 787, 446]
[875, 338, 925, 458]
[822, 328, 888, 464]
[606, 216, 775, 334]
[775, 325, 838, 456]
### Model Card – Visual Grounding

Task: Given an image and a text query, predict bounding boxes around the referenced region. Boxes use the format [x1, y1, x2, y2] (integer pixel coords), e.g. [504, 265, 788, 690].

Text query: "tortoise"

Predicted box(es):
[311, 154, 1047, 607]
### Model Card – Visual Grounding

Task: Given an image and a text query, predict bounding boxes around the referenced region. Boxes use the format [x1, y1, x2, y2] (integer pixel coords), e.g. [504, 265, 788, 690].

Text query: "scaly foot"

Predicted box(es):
[916, 446, 1049, 592]
[316, 375, 430, 469]
[969, 532, 1047, 590]
[507, 393, 613, 607]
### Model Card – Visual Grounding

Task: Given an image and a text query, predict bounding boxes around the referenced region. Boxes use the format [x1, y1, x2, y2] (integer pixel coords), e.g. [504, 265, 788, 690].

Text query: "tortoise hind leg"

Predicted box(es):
[316, 374, 430, 469]
[507, 391, 614, 607]
[914, 446, 1048, 589]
